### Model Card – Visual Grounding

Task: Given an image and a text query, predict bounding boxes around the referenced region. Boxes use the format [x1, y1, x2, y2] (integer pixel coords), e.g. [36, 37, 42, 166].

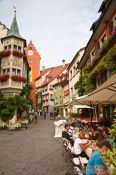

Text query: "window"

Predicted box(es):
[2, 69, 6, 74]
[100, 33, 107, 47]
[73, 66, 76, 76]
[18, 46, 21, 52]
[8, 45, 11, 50]
[91, 48, 96, 61]
[109, 15, 116, 35]
[12, 68, 16, 75]
[96, 71, 107, 87]
[28, 59, 32, 63]
[71, 87, 73, 97]
[17, 69, 21, 75]
[4, 46, 7, 50]
[70, 70, 72, 80]
[95, 42, 100, 53]
[13, 45, 17, 50]
[7, 68, 10, 74]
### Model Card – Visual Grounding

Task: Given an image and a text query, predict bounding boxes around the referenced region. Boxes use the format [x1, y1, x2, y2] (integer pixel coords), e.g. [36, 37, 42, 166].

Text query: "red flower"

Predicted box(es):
[0, 50, 11, 58]
[12, 50, 24, 57]
[0, 74, 10, 81]
[11, 75, 27, 82]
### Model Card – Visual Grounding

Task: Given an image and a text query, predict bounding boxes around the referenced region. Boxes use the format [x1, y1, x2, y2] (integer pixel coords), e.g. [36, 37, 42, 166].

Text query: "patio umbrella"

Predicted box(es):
[75, 74, 116, 105]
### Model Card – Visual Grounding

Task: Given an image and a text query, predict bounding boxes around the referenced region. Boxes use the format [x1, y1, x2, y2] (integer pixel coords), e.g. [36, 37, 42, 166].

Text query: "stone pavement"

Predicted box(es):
[0, 118, 70, 175]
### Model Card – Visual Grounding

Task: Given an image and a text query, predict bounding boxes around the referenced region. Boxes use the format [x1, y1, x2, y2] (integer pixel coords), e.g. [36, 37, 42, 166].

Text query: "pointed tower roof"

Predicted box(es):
[7, 7, 21, 38]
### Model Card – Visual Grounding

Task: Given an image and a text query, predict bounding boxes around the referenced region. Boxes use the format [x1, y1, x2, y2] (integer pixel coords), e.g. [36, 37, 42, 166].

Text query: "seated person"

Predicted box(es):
[73, 131, 92, 159]
[86, 140, 111, 175]
[62, 124, 74, 146]
[68, 122, 75, 137]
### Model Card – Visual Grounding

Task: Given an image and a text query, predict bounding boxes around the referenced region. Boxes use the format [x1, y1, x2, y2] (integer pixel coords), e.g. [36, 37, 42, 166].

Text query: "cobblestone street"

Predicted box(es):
[0, 118, 69, 175]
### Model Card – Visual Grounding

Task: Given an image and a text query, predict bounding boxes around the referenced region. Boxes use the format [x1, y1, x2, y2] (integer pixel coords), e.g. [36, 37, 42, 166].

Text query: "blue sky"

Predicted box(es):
[0, 0, 103, 69]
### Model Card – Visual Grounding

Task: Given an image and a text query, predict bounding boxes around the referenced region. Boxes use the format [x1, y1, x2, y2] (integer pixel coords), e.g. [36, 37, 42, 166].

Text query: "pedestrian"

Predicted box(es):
[43, 110, 46, 120]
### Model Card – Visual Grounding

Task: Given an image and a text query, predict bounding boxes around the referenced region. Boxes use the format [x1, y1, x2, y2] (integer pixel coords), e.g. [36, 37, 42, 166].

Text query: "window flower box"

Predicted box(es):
[0, 50, 11, 58]
[12, 50, 24, 57]
[0, 74, 10, 81]
[11, 75, 27, 82]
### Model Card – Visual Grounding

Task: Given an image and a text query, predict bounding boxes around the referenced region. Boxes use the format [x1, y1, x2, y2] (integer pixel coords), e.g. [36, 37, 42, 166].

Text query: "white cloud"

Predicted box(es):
[0, 0, 103, 68]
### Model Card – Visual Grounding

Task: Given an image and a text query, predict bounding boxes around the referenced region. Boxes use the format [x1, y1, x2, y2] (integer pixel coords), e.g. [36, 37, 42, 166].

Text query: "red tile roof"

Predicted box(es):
[35, 67, 52, 80]
[36, 63, 69, 87]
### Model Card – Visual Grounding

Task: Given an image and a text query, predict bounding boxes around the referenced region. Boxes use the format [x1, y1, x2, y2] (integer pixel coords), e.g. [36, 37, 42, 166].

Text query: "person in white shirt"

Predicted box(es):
[73, 131, 91, 159]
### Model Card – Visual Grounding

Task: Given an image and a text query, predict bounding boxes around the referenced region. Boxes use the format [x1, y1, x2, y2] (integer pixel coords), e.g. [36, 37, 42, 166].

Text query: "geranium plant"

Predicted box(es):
[0, 50, 11, 58]
[12, 50, 24, 57]
[11, 75, 26, 82]
[0, 74, 10, 81]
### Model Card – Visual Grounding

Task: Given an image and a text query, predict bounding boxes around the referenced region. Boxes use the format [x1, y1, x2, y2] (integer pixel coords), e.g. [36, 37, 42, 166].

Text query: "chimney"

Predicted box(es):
[62, 59, 65, 67]
[42, 66, 45, 71]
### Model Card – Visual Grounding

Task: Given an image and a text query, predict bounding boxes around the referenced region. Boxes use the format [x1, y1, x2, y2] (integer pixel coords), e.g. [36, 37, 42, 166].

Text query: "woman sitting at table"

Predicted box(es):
[73, 131, 92, 159]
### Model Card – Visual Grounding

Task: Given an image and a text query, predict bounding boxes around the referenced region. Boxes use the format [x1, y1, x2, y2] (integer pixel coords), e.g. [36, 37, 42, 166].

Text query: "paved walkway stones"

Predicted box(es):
[0, 118, 69, 175]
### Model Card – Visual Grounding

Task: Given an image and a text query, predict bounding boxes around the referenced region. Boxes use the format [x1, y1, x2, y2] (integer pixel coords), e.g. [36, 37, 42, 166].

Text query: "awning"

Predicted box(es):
[74, 105, 94, 109]
[74, 74, 116, 105]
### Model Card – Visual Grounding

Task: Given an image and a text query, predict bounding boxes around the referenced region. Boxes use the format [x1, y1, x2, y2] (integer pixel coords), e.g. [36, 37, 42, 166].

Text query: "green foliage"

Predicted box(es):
[102, 120, 116, 174]
[83, 75, 95, 94]
[104, 45, 116, 73]
[91, 61, 105, 77]
[92, 55, 100, 65]
[0, 94, 30, 121]
[74, 76, 85, 96]
[83, 65, 90, 74]
[109, 119, 116, 144]
[100, 35, 114, 56]
[0, 97, 15, 122]
[21, 83, 32, 98]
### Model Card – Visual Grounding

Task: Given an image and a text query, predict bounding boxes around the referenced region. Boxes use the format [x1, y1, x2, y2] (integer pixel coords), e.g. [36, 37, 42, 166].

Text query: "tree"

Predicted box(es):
[0, 97, 15, 122]
[13, 95, 30, 119]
